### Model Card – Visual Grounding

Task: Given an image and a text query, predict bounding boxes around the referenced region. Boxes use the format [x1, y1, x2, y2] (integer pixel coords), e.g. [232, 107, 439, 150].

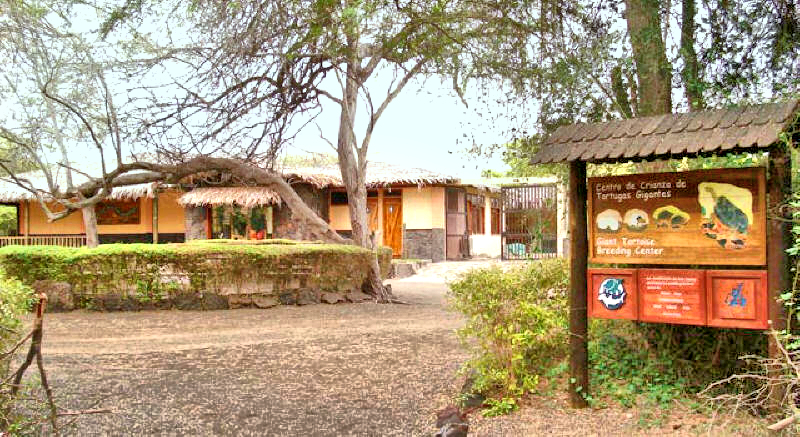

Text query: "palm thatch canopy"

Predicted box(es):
[177, 187, 280, 208]
[530, 100, 800, 164]
[282, 161, 457, 188]
[0, 167, 156, 203]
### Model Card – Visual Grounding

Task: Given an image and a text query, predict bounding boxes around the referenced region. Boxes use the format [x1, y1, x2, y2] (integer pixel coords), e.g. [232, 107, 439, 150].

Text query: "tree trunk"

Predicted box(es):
[334, 60, 391, 302]
[625, 0, 673, 116]
[680, 0, 705, 111]
[81, 206, 99, 248]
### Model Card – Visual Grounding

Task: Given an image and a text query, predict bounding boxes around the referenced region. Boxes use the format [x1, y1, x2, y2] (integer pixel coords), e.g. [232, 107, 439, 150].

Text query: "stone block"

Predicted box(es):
[201, 293, 229, 310]
[346, 290, 372, 303]
[174, 292, 204, 310]
[321, 292, 344, 304]
[296, 289, 319, 306]
[228, 294, 253, 309]
[253, 295, 279, 308]
[32, 280, 74, 312]
[278, 292, 297, 305]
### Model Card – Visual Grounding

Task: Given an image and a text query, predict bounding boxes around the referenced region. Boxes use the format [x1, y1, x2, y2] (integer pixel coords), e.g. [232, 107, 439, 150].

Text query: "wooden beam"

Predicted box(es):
[568, 160, 589, 408]
[152, 191, 159, 244]
[24, 201, 30, 245]
[767, 144, 792, 411]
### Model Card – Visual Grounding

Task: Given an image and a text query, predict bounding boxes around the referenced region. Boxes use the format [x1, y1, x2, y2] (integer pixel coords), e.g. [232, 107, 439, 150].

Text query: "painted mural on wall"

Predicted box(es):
[588, 167, 766, 265]
[96, 200, 140, 225]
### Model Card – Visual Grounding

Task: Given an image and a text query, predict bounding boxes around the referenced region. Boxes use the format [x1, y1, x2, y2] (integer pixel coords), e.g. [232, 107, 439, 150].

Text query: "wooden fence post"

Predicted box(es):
[568, 159, 589, 408]
[767, 144, 792, 411]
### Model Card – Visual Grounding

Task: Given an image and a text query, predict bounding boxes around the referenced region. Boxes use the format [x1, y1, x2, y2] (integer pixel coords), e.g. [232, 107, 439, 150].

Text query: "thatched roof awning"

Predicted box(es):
[530, 100, 800, 164]
[0, 170, 156, 203]
[282, 161, 457, 188]
[178, 187, 280, 208]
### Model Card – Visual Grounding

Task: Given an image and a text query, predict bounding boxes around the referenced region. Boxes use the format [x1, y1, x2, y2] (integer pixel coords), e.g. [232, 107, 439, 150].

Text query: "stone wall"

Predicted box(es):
[0, 242, 393, 312]
[403, 228, 445, 262]
[273, 184, 330, 240]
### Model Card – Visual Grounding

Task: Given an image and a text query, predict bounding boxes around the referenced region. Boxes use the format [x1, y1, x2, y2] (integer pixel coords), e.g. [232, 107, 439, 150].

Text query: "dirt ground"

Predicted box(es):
[24, 262, 768, 436]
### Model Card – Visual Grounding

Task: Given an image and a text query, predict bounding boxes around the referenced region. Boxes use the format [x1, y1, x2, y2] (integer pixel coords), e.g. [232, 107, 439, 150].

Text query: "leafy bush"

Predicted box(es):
[0, 206, 17, 236]
[448, 259, 568, 413]
[0, 269, 34, 369]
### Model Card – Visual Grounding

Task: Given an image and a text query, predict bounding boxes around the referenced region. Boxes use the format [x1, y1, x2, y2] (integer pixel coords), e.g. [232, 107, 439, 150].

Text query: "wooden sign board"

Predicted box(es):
[588, 167, 766, 265]
[638, 269, 706, 325]
[587, 269, 637, 321]
[706, 270, 768, 329]
[589, 268, 768, 329]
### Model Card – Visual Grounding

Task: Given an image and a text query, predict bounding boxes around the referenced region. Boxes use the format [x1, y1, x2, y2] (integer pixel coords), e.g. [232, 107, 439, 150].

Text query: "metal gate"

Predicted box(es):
[501, 184, 558, 260]
[445, 187, 469, 260]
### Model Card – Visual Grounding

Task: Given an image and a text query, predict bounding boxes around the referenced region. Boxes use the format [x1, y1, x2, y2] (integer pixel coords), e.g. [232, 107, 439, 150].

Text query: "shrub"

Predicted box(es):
[1, 268, 35, 431]
[0, 269, 34, 371]
[448, 259, 568, 413]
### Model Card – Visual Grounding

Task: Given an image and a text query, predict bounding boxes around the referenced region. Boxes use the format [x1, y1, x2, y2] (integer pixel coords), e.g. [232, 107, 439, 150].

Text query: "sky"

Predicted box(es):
[285, 75, 516, 179]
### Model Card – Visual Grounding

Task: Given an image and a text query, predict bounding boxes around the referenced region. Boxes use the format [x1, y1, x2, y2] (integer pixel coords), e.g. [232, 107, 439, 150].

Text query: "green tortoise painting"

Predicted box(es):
[698, 182, 753, 250]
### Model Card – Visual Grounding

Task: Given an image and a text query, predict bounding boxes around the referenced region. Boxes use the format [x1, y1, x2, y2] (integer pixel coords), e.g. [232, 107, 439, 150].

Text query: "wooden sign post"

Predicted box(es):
[545, 102, 799, 409]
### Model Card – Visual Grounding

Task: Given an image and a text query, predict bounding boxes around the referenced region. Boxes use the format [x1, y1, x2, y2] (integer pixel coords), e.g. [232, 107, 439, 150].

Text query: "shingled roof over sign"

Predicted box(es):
[530, 100, 800, 164]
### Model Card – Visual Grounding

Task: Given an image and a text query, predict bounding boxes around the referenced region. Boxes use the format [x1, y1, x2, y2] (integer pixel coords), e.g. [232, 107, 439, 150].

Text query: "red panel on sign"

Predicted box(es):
[706, 270, 768, 329]
[638, 269, 706, 326]
[587, 269, 637, 321]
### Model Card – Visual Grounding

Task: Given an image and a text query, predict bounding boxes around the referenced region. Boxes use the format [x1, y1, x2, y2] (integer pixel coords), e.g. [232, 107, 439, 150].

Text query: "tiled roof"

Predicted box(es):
[530, 100, 800, 163]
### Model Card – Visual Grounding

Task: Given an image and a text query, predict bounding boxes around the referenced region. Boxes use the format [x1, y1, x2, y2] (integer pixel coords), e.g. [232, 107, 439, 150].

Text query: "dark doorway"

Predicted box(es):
[445, 187, 469, 260]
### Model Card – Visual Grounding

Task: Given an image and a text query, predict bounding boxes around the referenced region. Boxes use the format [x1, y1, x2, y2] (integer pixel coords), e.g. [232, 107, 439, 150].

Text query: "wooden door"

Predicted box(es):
[382, 197, 402, 257]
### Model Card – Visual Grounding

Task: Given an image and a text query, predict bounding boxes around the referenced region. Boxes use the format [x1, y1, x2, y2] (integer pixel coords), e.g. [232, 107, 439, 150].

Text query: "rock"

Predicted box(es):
[435, 423, 468, 437]
[32, 280, 74, 312]
[174, 292, 203, 310]
[97, 293, 123, 311]
[346, 290, 372, 303]
[228, 294, 253, 309]
[252, 295, 279, 308]
[321, 292, 344, 304]
[201, 293, 229, 310]
[390, 263, 415, 279]
[296, 289, 319, 306]
[278, 292, 297, 305]
[435, 405, 468, 437]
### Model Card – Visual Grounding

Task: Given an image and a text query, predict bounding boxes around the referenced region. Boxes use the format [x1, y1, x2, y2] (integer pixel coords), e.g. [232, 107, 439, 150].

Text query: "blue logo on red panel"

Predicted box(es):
[725, 283, 747, 307]
[598, 278, 626, 310]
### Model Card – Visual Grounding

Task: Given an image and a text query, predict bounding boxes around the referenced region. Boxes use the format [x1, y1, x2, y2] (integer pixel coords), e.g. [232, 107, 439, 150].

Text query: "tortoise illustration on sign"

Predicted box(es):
[698, 182, 753, 249]
[597, 277, 626, 310]
[596, 209, 622, 233]
[623, 209, 649, 231]
[652, 205, 690, 229]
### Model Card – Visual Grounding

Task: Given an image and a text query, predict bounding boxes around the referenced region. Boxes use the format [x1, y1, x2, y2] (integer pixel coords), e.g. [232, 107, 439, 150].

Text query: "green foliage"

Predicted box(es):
[0, 206, 18, 236]
[591, 320, 764, 411]
[0, 268, 34, 359]
[448, 259, 568, 412]
[1, 268, 35, 429]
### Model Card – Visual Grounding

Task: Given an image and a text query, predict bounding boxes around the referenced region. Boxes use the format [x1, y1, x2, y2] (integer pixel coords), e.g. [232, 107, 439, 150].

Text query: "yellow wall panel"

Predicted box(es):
[157, 190, 186, 233]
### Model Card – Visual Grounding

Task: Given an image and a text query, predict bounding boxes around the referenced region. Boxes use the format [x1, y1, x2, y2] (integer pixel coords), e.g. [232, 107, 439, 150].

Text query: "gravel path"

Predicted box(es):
[35, 279, 466, 436]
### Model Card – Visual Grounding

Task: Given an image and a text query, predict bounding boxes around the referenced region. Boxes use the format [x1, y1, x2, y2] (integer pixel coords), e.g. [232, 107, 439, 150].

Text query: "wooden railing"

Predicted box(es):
[0, 235, 87, 248]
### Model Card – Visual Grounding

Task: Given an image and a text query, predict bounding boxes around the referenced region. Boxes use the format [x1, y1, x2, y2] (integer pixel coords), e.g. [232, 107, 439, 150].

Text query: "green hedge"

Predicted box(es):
[0, 242, 393, 311]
